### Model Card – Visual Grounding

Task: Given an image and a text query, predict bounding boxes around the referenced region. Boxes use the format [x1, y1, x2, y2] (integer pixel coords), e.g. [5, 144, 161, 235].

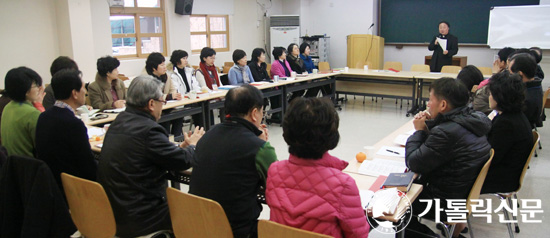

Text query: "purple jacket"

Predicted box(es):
[266, 152, 370, 238]
[270, 60, 292, 79]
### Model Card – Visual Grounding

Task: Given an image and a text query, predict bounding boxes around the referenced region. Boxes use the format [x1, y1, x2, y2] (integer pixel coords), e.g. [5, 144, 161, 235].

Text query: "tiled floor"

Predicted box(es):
[181, 92, 549, 237]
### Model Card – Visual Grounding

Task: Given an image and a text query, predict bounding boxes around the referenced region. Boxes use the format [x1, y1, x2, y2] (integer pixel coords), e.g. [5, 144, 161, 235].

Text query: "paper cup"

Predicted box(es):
[312, 69, 318, 74]
[363, 146, 376, 160]
[364, 65, 369, 71]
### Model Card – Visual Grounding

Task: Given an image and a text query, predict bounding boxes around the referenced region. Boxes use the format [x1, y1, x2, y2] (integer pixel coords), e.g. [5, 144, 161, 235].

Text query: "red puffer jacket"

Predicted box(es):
[266, 152, 370, 238]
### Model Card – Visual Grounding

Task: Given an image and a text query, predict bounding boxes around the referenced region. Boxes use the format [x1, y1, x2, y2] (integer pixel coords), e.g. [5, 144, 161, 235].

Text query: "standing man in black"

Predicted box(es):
[428, 21, 459, 72]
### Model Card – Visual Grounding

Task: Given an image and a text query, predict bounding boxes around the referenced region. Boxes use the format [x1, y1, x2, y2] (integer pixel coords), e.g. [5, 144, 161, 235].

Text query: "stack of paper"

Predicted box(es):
[103, 108, 125, 113]
[358, 158, 407, 177]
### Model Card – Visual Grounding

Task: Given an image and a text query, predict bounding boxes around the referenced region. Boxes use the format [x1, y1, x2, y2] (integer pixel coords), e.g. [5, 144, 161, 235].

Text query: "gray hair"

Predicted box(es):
[126, 75, 164, 108]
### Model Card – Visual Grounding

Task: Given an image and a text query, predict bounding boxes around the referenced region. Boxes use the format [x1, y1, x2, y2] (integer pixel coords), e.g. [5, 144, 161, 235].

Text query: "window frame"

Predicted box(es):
[110, 0, 167, 58]
[190, 15, 230, 54]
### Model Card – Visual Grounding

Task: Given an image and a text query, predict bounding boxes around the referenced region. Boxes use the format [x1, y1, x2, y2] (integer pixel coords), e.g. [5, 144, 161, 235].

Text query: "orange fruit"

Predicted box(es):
[356, 152, 367, 163]
[95, 136, 101, 141]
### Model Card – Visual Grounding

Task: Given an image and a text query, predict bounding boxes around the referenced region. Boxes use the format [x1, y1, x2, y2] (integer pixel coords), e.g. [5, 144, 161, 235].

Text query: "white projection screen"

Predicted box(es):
[488, 5, 550, 49]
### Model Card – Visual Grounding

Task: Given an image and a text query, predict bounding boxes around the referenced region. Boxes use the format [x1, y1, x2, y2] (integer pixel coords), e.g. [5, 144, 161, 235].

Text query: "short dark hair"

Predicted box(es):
[510, 53, 537, 79]
[488, 71, 524, 113]
[51, 69, 83, 100]
[251, 48, 266, 63]
[287, 43, 298, 56]
[498, 47, 516, 62]
[200, 47, 216, 63]
[299, 42, 310, 55]
[145, 52, 165, 75]
[457, 65, 484, 91]
[283, 97, 339, 159]
[529, 47, 542, 63]
[169, 50, 188, 67]
[429, 77, 469, 109]
[272, 47, 286, 59]
[4, 67, 43, 102]
[439, 21, 450, 28]
[225, 85, 264, 118]
[50, 56, 78, 77]
[97, 56, 120, 77]
[232, 49, 247, 64]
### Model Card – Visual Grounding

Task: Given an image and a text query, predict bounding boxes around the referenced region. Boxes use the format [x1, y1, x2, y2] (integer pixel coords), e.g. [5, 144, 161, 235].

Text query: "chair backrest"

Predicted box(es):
[192, 65, 199, 70]
[516, 131, 540, 192]
[542, 88, 550, 109]
[257, 220, 333, 238]
[222, 66, 231, 74]
[410, 64, 430, 72]
[224, 62, 235, 67]
[318, 62, 330, 72]
[465, 149, 494, 214]
[477, 66, 492, 76]
[61, 173, 116, 238]
[166, 187, 233, 238]
[383, 61, 402, 71]
[441, 65, 462, 74]
[266, 63, 272, 78]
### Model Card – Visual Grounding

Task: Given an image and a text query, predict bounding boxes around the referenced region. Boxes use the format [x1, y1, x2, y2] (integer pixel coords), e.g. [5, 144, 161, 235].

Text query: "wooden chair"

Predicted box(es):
[441, 65, 462, 74]
[224, 62, 235, 68]
[544, 87, 550, 109]
[257, 220, 332, 238]
[410, 64, 430, 72]
[383, 61, 403, 71]
[266, 63, 272, 78]
[477, 66, 492, 76]
[192, 65, 199, 70]
[222, 66, 231, 74]
[166, 187, 233, 238]
[61, 173, 116, 238]
[318, 62, 330, 72]
[485, 132, 539, 238]
[422, 149, 494, 238]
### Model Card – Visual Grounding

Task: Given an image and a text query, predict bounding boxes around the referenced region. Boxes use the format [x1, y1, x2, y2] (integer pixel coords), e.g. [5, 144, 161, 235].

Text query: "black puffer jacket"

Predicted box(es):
[406, 106, 492, 200]
[97, 107, 194, 237]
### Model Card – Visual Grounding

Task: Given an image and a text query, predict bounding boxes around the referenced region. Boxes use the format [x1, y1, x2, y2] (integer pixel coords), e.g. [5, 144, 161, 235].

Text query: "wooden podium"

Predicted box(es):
[347, 34, 384, 70]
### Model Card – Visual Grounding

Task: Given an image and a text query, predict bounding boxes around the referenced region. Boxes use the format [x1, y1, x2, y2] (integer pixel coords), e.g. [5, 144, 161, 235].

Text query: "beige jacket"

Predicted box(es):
[141, 68, 177, 96]
[88, 73, 127, 110]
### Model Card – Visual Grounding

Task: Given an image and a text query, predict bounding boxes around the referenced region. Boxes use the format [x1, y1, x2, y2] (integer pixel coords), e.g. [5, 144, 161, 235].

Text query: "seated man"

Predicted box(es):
[97, 75, 204, 237]
[508, 52, 543, 128]
[405, 77, 491, 238]
[43, 56, 80, 110]
[36, 69, 97, 193]
[189, 85, 277, 238]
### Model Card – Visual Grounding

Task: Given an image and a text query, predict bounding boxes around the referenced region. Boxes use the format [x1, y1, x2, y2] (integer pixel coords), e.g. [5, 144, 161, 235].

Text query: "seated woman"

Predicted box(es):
[1, 67, 44, 157]
[481, 71, 534, 193]
[168, 49, 199, 94]
[248, 48, 270, 82]
[88, 56, 127, 110]
[286, 43, 304, 73]
[195, 47, 222, 91]
[228, 49, 254, 85]
[145, 52, 183, 136]
[266, 97, 370, 238]
[299, 42, 315, 73]
[456, 65, 484, 106]
[270, 47, 291, 79]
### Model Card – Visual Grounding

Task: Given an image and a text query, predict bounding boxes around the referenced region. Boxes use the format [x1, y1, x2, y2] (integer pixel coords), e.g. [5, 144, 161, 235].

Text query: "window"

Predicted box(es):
[110, 0, 167, 58]
[190, 15, 230, 54]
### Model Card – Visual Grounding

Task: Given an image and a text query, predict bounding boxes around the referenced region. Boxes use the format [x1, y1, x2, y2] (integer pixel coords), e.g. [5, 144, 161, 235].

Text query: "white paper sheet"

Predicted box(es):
[437, 37, 447, 51]
[87, 127, 104, 139]
[358, 158, 407, 177]
[103, 107, 125, 113]
[359, 190, 375, 209]
[405, 129, 416, 135]
[393, 134, 410, 146]
[376, 146, 406, 157]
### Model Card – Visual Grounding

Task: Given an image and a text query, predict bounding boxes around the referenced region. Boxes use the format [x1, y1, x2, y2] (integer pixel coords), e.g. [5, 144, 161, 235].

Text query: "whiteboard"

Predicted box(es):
[488, 5, 550, 49]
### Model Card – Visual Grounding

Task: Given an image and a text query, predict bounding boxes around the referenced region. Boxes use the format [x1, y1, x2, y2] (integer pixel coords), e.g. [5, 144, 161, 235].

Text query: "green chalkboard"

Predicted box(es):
[380, 0, 539, 44]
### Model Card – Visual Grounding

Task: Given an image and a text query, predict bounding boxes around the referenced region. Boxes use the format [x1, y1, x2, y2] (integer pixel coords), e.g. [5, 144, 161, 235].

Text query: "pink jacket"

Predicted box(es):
[266, 153, 370, 238]
[270, 60, 292, 79]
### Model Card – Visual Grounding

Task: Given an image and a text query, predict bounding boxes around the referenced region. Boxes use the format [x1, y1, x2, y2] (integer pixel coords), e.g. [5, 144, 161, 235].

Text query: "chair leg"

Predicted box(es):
[437, 221, 451, 238]
[535, 149, 538, 157]
[507, 197, 520, 233]
[539, 140, 542, 150]
[502, 207, 515, 238]
[467, 217, 475, 238]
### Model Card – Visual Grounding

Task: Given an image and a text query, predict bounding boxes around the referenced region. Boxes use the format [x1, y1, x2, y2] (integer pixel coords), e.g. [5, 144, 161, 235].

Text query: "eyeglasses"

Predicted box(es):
[154, 99, 167, 105]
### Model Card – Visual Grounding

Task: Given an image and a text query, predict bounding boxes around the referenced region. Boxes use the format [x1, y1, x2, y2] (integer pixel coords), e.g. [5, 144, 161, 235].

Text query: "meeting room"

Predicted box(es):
[1, 0, 549, 238]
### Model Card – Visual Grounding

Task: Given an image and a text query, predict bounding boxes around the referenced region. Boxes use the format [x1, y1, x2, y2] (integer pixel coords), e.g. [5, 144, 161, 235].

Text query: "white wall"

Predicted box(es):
[300, 0, 375, 68]
[0, 0, 60, 86]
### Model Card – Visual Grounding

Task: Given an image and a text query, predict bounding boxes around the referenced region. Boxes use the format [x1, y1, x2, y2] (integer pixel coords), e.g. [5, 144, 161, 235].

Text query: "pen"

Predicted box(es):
[386, 149, 400, 155]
